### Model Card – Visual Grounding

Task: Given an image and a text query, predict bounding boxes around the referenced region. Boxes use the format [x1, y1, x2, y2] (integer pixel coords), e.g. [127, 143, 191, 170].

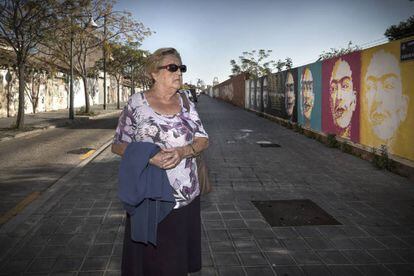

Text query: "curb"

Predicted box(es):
[0, 139, 113, 262]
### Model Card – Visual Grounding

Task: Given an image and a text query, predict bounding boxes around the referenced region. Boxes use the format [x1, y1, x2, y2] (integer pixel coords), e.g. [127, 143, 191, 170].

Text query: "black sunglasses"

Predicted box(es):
[157, 64, 187, 73]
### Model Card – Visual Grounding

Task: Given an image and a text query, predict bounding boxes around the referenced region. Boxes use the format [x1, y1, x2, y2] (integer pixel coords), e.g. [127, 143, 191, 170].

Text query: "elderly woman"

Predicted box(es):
[112, 48, 209, 276]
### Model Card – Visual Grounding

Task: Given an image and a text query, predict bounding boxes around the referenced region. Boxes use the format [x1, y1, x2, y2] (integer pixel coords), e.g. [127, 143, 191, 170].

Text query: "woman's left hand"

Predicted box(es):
[161, 147, 185, 169]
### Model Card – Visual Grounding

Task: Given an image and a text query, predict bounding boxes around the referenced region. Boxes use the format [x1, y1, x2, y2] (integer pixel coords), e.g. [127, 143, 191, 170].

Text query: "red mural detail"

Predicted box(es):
[322, 52, 361, 142]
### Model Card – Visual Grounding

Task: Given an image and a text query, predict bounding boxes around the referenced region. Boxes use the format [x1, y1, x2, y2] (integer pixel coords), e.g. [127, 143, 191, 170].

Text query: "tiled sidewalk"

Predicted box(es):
[0, 96, 413, 275]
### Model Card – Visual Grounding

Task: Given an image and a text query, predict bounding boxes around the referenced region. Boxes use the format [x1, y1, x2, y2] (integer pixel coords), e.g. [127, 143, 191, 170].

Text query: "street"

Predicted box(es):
[0, 115, 119, 225]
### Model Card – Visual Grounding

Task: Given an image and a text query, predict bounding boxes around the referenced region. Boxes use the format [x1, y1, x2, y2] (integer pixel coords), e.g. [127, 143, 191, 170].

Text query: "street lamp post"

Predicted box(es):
[69, 17, 74, 120]
[103, 14, 107, 110]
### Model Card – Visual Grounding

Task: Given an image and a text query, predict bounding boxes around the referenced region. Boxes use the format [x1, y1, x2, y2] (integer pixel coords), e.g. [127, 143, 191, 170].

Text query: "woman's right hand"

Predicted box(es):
[149, 151, 167, 168]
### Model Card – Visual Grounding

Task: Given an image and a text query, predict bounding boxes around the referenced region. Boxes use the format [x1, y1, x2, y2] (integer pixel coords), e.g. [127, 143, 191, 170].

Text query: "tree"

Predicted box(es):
[25, 68, 48, 114]
[0, 0, 58, 128]
[96, 42, 148, 108]
[230, 49, 293, 78]
[40, 0, 151, 114]
[317, 41, 360, 61]
[384, 15, 414, 41]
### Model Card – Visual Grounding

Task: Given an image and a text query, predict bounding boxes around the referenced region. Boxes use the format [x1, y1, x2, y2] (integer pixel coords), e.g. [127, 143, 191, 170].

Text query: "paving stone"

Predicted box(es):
[315, 250, 351, 265]
[304, 237, 335, 250]
[255, 239, 284, 252]
[239, 252, 268, 266]
[290, 251, 323, 265]
[52, 257, 83, 272]
[352, 237, 387, 249]
[228, 229, 253, 240]
[341, 250, 378, 264]
[80, 257, 109, 271]
[273, 228, 299, 239]
[234, 240, 260, 252]
[87, 244, 113, 257]
[265, 252, 296, 265]
[273, 265, 304, 276]
[367, 249, 406, 263]
[217, 266, 245, 276]
[210, 241, 235, 253]
[300, 265, 332, 276]
[107, 255, 121, 271]
[26, 258, 57, 273]
[281, 238, 311, 250]
[244, 266, 275, 276]
[207, 230, 230, 242]
[355, 264, 394, 276]
[212, 252, 241, 266]
[327, 265, 364, 276]
[385, 264, 414, 276]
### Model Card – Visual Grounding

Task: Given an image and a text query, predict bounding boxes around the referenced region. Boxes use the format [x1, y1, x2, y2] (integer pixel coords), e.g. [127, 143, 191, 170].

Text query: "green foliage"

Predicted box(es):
[372, 145, 395, 170]
[230, 50, 293, 78]
[293, 124, 304, 134]
[318, 41, 360, 61]
[385, 15, 414, 40]
[340, 142, 353, 154]
[327, 133, 339, 148]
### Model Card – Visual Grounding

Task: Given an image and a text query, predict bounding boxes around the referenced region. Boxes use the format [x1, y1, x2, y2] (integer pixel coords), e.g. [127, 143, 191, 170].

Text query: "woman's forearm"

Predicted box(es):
[192, 137, 209, 155]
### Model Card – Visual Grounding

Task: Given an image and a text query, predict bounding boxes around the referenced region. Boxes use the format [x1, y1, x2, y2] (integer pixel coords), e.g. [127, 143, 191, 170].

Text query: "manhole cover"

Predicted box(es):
[67, 147, 95, 154]
[256, 141, 281, 148]
[252, 199, 341, 227]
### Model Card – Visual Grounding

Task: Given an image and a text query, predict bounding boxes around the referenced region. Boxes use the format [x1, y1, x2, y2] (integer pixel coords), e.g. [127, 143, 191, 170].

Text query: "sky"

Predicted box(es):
[115, 0, 414, 86]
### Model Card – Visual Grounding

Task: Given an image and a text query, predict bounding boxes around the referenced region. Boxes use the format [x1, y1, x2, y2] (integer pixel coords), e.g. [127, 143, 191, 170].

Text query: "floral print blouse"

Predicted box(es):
[113, 91, 208, 209]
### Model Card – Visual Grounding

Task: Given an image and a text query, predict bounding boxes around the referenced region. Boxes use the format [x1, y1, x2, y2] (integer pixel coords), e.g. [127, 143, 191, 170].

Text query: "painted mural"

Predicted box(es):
[256, 78, 262, 112]
[262, 76, 270, 113]
[297, 63, 322, 131]
[267, 73, 283, 117]
[322, 52, 361, 142]
[361, 38, 414, 161]
[249, 79, 256, 109]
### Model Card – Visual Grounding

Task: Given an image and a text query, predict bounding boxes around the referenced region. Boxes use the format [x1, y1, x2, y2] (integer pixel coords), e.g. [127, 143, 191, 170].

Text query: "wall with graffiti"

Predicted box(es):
[214, 36, 414, 163]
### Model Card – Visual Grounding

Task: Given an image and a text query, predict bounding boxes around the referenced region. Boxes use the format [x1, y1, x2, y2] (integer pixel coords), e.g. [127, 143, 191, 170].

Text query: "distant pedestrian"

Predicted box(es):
[111, 47, 209, 276]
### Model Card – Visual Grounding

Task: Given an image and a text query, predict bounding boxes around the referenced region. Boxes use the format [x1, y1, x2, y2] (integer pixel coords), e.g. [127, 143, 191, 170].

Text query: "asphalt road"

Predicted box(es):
[0, 115, 119, 225]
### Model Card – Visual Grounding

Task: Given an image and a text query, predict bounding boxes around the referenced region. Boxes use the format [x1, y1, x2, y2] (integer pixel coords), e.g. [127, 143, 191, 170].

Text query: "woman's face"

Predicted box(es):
[152, 55, 183, 91]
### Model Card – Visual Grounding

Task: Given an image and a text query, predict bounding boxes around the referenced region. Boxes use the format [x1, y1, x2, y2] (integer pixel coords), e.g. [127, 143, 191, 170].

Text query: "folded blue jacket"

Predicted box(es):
[118, 142, 175, 245]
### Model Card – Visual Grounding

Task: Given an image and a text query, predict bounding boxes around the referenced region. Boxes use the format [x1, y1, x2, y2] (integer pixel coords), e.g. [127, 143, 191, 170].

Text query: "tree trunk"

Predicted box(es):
[117, 79, 120, 109]
[82, 75, 90, 114]
[16, 61, 26, 129]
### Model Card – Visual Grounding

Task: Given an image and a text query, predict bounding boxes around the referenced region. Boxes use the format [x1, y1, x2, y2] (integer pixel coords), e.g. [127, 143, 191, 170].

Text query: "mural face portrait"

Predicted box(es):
[330, 59, 356, 129]
[250, 80, 255, 106]
[284, 72, 295, 117]
[365, 50, 408, 140]
[263, 77, 268, 109]
[301, 67, 314, 121]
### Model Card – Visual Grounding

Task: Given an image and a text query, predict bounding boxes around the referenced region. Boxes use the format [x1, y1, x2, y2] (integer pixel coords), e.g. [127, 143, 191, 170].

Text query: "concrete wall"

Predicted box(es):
[0, 69, 134, 117]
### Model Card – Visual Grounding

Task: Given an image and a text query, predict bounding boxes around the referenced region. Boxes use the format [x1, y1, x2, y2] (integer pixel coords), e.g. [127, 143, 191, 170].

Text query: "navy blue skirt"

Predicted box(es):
[121, 196, 201, 276]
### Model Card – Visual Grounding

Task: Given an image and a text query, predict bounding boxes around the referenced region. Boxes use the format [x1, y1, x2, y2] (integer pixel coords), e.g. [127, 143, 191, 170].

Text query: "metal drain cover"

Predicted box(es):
[256, 141, 281, 148]
[252, 199, 341, 227]
[67, 147, 95, 154]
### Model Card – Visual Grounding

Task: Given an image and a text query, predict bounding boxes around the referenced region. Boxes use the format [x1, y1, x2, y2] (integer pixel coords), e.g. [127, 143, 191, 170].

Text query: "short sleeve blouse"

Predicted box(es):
[113, 91, 208, 208]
